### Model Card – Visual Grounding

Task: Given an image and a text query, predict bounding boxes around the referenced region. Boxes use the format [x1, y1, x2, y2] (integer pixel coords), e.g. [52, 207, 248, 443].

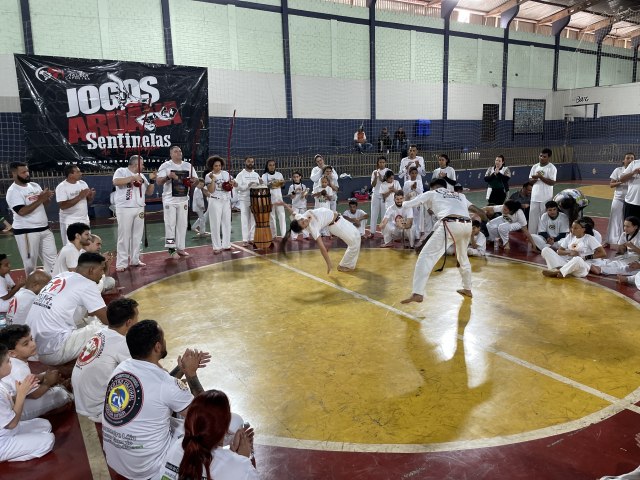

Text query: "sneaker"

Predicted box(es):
[177, 250, 190, 257]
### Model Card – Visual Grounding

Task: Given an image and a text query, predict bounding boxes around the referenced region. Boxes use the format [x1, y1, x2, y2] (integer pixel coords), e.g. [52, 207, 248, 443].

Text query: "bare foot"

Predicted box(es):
[503, 242, 510, 252]
[401, 294, 423, 304]
[456, 289, 473, 298]
[590, 265, 601, 275]
[542, 269, 562, 278]
[617, 274, 629, 285]
[337, 265, 354, 272]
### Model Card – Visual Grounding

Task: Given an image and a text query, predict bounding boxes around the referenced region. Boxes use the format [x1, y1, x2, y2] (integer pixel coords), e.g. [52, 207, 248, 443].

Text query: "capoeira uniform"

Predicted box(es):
[380, 180, 401, 211]
[0, 274, 15, 319]
[295, 208, 361, 270]
[432, 167, 457, 191]
[262, 171, 286, 237]
[310, 166, 339, 211]
[52, 242, 81, 276]
[369, 167, 390, 235]
[487, 205, 527, 245]
[103, 358, 193, 479]
[382, 203, 415, 247]
[528, 161, 557, 234]
[0, 383, 54, 462]
[71, 329, 130, 422]
[541, 233, 601, 278]
[205, 171, 233, 250]
[447, 231, 487, 257]
[28, 271, 106, 365]
[55, 179, 90, 246]
[157, 160, 194, 251]
[343, 208, 368, 237]
[606, 166, 628, 245]
[1, 357, 72, 420]
[288, 182, 309, 240]
[6, 182, 57, 276]
[312, 186, 334, 236]
[398, 156, 426, 183]
[113, 167, 150, 269]
[235, 169, 262, 243]
[622, 160, 640, 219]
[591, 230, 640, 275]
[531, 211, 570, 251]
[191, 187, 208, 234]
[403, 188, 473, 296]
[403, 179, 424, 240]
[5, 288, 36, 326]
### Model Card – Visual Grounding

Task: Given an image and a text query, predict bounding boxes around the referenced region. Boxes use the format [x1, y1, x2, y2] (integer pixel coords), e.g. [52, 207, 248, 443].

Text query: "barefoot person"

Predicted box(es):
[400, 178, 487, 303]
[281, 205, 361, 273]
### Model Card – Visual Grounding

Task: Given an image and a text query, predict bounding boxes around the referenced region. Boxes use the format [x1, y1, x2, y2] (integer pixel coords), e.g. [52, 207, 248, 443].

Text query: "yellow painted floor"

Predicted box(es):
[131, 249, 640, 450]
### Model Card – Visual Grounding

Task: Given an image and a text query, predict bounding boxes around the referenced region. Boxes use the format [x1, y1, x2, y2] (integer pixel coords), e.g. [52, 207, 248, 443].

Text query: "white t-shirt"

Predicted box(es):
[402, 179, 424, 201]
[538, 212, 570, 238]
[313, 185, 334, 208]
[610, 166, 628, 202]
[55, 180, 90, 224]
[103, 358, 193, 480]
[470, 231, 487, 254]
[159, 440, 259, 480]
[622, 159, 640, 205]
[192, 188, 206, 213]
[399, 157, 426, 182]
[529, 162, 557, 202]
[0, 274, 16, 313]
[113, 168, 150, 208]
[492, 205, 528, 226]
[52, 243, 82, 276]
[343, 209, 367, 222]
[380, 180, 401, 209]
[5, 182, 49, 230]
[383, 204, 414, 222]
[0, 357, 38, 397]
[157, 160, 194, 205]
[403, 188, 470, 220]
[6, 288, 36, 325]
[617, 231, 640, 255]
[29, 271, 106, 356]
[295, 208, 335, 240]
[559, 233, 601, 256]
[205, 171, 232, 201]
[432, 167, 457, 191]
[262, 172, 285, 203]
[310, 166, 338, 190]
[72, 329, 130, 422]
[0, 383, 15, 438]
[235, 170, 262, 203]
[370, 168, 391, 196]
[288, 183, 308, 210]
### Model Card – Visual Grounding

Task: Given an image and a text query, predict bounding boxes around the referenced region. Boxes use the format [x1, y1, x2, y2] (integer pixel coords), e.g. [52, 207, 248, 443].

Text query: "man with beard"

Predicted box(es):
[102, 320, 209, 479]
[235, 156, 262, 246]
[55, 165, 95, 246]
[5, 162, 57, 276]
[52, 222, 92, 276]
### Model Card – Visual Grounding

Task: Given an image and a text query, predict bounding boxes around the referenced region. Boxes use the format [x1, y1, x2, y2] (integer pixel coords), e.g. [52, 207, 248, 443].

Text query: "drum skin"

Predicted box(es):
[250, 186, 273, 250]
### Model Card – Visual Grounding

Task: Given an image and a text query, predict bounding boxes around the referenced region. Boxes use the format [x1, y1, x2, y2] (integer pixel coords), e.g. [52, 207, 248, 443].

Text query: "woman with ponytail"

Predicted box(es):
[159, 390, 257, 480]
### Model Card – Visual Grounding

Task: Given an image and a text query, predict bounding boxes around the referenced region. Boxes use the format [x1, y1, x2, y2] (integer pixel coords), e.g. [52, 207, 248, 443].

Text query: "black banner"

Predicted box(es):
[15, 54, 208, 170]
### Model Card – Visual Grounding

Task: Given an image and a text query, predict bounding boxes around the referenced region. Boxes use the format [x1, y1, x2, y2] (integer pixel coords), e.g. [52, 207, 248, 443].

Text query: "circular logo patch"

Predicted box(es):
[76, 333, 105, 367]
[184, 204, 188, 210]
[104, 372, 143, 426]
[138, 212, 145, 219]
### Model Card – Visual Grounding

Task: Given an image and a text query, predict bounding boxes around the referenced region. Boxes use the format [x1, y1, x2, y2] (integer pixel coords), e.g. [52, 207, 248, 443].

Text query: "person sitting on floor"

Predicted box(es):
[447, 220, 487, 257]
[52, 222, 92, 276]
[0, 343, 54, 462]
[380, 192, 414, 248]
[590, 216, 640, 277]
[0, 324, 72, 420]
[342, 199, 369, 238]
[5, 269, 50, 326]
[530, 200, 570, 252]
[484, 200, 535, 252]
[0, 255, 22, 324]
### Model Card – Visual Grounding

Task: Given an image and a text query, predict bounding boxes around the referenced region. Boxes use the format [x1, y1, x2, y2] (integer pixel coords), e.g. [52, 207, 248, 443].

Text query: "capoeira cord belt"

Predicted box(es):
[436, 217, 471, 272]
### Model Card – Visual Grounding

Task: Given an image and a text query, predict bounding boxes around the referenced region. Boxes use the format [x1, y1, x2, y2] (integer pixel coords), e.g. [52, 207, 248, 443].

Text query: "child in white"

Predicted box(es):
[0, 345, 54, 462]
[541, 220, 605, 278]
[342, 200, 369, 237]
[485, 200, 530, 250]
[287, 172, 309, 240]
[0, 325, 73, 420]
[403, 167, 424, 242]
[313, 178, 334, 237]
[192, 179, 209, 236]
[606, 153, 634, 245]
[0, 255, 19, 323]
[446, 220, 487, 257]
[380, 192, 414, 248]
[380, 171, 401, 211]
[262, 161, 286, 237]
[432, 155, 456, 192]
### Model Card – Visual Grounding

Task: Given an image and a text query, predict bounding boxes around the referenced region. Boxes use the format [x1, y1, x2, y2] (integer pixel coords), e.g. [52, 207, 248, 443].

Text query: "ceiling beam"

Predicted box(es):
[581, 16, 615, 34]
[426, 0, 442, 6]
[536, 0, 605, 26]
[486, 0, 531, 18]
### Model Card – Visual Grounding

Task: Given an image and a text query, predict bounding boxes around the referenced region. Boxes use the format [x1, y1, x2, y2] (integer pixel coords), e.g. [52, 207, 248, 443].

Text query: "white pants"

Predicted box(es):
[239, 200, 255, 242]
[541, 248, 590, 278]
[528, 201, 545, 235]
[163, 202, 189, 250]
[192, 209, 208, 233]
[116, 206, 145, 269]
[531, 234, 561, 252]
[369, 195, 385, 234]
[591, 256, 639, 275]
[328, 218, 361, 269]
[291, 207, 309, 240]
[423, 210, 437, 237]
[411, 206, 423, 239]
[14, 229, 57, 276]
[270, 204, 287, 237]
[0, 418, 54, 462]
[607, 198, 625, 244]
[487, 218, 523, 245]
[352, 219, 367, 236]
[39, 323, 104, 366]
[208, 198, 232, 250]
[446, 245, 485, 257]
[22, 386, 73, 420]
[636, 272, 640, 290]
[383, 223, 414, 247]
[411, 220, 472, 295]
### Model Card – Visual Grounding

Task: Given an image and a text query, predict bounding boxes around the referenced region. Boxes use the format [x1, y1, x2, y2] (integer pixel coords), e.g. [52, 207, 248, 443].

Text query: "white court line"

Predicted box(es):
[230, 245, 640, 451]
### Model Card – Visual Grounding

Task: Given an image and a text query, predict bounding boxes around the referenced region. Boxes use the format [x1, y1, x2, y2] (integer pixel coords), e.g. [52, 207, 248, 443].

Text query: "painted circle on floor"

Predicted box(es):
[130, 249, 640, 452]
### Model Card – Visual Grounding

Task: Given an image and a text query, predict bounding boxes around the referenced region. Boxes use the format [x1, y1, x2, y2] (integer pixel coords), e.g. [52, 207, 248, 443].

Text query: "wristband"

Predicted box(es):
[583, 254, 593, 260]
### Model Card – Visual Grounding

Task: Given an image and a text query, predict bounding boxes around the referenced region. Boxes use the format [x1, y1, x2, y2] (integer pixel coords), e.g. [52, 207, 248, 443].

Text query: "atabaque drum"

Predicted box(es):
[250, 186, 273, 250]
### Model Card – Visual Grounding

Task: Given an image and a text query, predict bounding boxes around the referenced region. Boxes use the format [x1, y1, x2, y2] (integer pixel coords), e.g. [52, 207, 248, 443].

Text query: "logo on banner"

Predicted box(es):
[35, 66, 65, 82]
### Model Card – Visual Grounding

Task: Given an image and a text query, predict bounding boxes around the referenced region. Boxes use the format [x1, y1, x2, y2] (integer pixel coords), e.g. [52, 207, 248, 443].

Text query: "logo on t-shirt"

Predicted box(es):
[43, 278, 67, 294]
[104, 372, 144, 426]
[76, 333, 105, 367]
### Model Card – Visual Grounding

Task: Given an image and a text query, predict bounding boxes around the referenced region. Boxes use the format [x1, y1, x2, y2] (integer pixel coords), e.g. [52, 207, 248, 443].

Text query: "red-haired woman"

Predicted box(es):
[159, 390, 257, 480]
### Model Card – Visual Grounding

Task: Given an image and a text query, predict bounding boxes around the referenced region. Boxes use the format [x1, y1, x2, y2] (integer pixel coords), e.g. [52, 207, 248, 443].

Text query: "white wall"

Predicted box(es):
[448, 84, 501, 120]
[291, 76, 370, 119]
[553, 82, 640, 119]
[376, 80, 443, 120]
[0, 54, 20, 112]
